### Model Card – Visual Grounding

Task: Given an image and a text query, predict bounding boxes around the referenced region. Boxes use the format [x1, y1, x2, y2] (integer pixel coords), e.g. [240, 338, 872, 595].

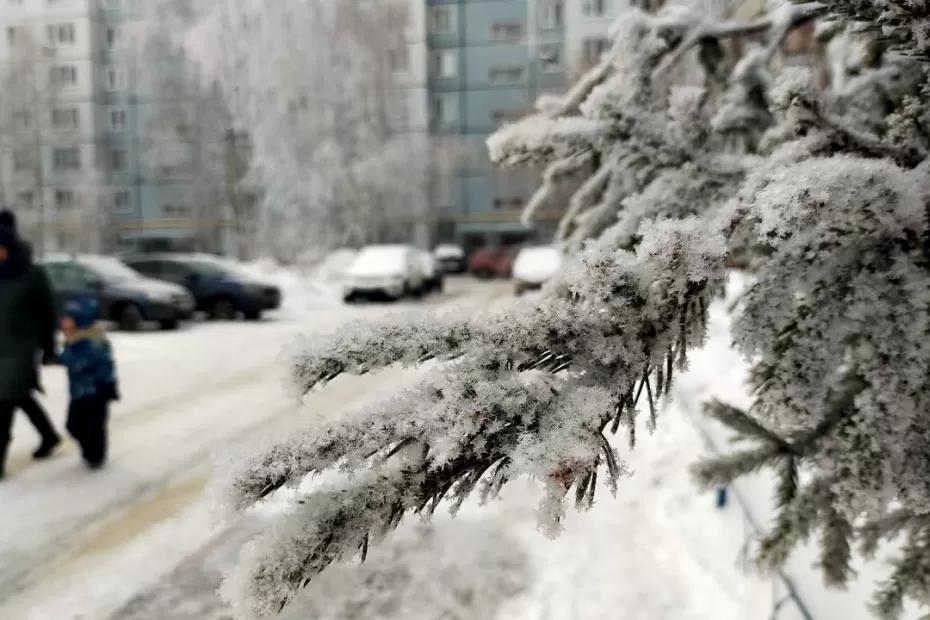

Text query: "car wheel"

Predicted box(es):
[159, 318, 180, 331]
[474, 269, 492, 279]
[243, 309, 262, 321]
[210, 297, 238, 321]
[117, 303, 144, 332]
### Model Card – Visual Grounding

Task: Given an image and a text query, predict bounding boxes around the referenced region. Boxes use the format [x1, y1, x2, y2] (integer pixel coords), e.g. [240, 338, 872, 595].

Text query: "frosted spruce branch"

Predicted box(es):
[223, 219, 727, 616]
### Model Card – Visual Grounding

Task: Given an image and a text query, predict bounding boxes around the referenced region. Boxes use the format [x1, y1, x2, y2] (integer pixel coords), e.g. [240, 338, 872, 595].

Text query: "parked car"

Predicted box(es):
[343, 245, 425, 302]
[419, 251, 444, 294]
[512, 245, 563, 295]
[41, 255, 194, 331]
[468, 247, 514, 279]
[433, 244, 466, 274]
[124, 254, 281, 321]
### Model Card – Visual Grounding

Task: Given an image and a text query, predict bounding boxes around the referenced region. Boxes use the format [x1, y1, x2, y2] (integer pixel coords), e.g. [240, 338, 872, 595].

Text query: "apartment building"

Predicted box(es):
[424, 0, 619, 249]
[0, 0, 232, 256]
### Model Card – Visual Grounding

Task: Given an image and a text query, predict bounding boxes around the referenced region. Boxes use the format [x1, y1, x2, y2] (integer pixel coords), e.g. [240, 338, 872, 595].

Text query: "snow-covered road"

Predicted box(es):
[0, 278, 510, 618]
[1, 276, 788, 620]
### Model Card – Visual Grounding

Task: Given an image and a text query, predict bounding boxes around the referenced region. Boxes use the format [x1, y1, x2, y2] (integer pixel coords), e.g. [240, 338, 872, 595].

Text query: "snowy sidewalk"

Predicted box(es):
[0, 278, 509, 619]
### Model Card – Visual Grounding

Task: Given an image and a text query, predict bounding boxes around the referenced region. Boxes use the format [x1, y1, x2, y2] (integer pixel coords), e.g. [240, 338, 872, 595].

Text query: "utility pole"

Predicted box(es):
[29, 43, 55, 259]
[219, 0, 250, 259]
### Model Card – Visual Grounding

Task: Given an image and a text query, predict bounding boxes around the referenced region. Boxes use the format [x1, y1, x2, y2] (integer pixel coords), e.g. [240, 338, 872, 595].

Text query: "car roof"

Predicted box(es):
[42, 253, 113, 264]
[124, 253, 222, 263]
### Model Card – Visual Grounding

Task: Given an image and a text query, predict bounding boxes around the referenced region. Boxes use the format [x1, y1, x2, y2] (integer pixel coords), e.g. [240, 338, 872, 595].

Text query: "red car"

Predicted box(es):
[468, 247, 514, 279]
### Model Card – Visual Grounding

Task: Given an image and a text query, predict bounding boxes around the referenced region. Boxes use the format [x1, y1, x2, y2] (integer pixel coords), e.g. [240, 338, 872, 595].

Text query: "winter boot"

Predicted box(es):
[33, 436, 61, 460]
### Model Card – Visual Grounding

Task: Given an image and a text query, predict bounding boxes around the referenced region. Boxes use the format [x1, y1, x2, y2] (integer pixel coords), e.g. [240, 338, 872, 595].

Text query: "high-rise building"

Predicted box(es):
[0, 0, 233, 256]
[423, 0, 619, 250]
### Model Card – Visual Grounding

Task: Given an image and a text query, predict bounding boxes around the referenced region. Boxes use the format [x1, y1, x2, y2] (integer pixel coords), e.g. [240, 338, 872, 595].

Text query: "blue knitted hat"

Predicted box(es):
[64, 296, 100, 329]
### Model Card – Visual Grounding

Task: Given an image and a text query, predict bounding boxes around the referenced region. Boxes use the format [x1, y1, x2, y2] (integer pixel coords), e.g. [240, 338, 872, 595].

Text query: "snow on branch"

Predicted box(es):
[487, 115, 609, 167]
[224, 218, 728, 616]
[224, 374, 619, 616]
[653, 2, 827, 77]
[522, 151, 593, 226]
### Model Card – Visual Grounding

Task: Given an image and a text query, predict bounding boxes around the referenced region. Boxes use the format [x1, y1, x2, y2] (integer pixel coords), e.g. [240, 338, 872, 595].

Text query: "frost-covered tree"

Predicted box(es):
[221, 0, 930, 617]
[181, 0, 431, 260]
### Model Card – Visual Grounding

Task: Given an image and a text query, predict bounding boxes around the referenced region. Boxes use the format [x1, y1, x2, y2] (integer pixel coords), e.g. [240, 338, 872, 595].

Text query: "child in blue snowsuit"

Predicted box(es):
[59, 297, 118, 469]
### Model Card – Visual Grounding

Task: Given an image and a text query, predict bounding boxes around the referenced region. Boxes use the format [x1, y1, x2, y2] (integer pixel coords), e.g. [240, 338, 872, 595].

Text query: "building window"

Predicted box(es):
[432, 93, 458, 127]
[490, 22, 523, 41]
[488, 66, 524, 84]
[109, 108, 127, 132]
[583, 0, 608, 17]
[539, 1, 563, 29]
[113, 189, 131, 212]
[52, 147, 81, 171]
[110, 149, 127, 171]
[54, 189, 75, 210]
[17, 191, 34, 210]
[540, 44, 562, 72]
[105, 67, 125, 91]
[431, 50, 457, 79]
[50, 65, 78, 87]
[13, 150, 31, 172]
[105, 26, 122, 49]
[429, 6, 456, 34]
[52, 107, 79, 130]
[492, 110, 526, 126]
[47, 23, 75, 46]
[163, 204, 191, 218]
[12, 108, 31, 131]
[582, 37, 610, 64]
[388, 47, 409, 74]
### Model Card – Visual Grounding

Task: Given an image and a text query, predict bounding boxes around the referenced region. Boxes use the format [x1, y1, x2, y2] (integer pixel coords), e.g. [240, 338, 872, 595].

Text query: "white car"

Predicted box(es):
[419, 250, 444, 294]
[343, 245, 425, 302]
[512, 246, 563, 295]
[433, 243, 466, 273]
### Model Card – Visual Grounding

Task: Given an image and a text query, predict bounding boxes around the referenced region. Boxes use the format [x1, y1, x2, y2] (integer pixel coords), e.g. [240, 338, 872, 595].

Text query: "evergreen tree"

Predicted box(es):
[221, 0, 930, 617]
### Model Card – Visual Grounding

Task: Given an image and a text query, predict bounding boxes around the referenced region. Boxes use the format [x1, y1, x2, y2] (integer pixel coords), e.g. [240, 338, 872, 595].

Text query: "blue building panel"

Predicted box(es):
[427, 0, 570, 246]
[463, 1, 527, 47]
[465, 44, 528, 88]
[464, 88, 532, 134]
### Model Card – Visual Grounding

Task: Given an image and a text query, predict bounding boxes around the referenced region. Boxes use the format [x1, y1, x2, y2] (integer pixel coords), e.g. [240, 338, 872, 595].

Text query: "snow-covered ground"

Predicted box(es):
[0, 271, 898, 620]
[0, 275, 506, 617]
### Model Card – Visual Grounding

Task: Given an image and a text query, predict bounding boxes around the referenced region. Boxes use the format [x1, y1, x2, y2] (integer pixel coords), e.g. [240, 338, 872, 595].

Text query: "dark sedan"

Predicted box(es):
[42, 255, 195, 331]
[125, 254, 281, 321]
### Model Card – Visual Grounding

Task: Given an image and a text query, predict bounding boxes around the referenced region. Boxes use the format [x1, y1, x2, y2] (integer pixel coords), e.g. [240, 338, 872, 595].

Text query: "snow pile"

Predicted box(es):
[236, 257, 342, 316]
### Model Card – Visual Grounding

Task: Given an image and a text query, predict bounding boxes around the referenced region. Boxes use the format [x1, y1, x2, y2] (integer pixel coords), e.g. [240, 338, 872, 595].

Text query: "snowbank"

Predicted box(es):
[236, 257, 343, 317]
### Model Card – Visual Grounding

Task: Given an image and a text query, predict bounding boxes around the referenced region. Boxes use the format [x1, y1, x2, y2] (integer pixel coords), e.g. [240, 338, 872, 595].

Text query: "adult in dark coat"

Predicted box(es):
[0, 214, 60, 479]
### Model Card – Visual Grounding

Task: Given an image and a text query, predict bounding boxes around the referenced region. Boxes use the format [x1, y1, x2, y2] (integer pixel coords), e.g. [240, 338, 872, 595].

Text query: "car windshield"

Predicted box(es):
[434, 244, 464, 259]
[78, 256, 143, 282]
[349, 246, 408, 277]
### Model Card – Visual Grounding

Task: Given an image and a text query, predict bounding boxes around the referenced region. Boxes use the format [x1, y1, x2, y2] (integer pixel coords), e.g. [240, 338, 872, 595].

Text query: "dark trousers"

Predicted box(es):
[0, 402, 13, 476]
[66, 395, 109, 466]
[20, 394, 60, 445]
[0, 395, 61, 476]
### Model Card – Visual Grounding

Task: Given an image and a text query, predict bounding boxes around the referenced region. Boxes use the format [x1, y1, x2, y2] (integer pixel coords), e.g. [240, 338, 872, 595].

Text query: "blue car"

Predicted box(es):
[42, 255, 195, 331]
[125, 254, 281, 321]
